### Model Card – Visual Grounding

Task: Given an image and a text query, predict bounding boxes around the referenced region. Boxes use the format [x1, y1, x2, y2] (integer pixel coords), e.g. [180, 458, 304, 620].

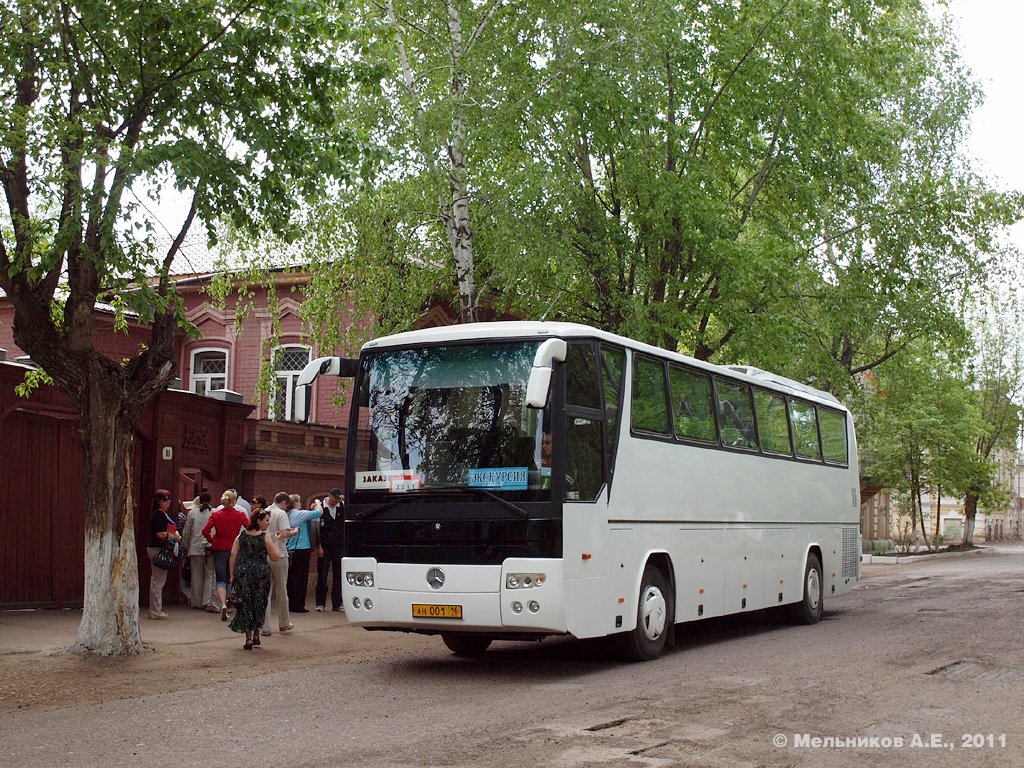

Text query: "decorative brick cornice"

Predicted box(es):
[186, 302, 234, 328]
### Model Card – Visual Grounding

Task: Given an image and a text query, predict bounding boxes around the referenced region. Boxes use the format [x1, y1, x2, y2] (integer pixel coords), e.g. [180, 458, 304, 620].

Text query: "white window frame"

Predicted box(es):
[189, 347, 230, 396]
[270, 343, 312, 421]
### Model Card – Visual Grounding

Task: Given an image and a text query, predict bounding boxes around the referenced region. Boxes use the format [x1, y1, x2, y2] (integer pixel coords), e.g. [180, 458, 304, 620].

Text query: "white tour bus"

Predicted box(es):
[296, 321, 861, 660]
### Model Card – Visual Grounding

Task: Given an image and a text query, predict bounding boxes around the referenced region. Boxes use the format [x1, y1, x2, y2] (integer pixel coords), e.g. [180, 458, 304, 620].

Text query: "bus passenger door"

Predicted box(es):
[561, 341, 625, 502]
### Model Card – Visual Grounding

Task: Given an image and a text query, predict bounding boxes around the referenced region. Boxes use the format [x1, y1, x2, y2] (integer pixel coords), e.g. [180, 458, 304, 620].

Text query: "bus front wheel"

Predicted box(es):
[788, 553, 824, 625]
[442, 633, 493, 656]
[615, 564, 672, 662]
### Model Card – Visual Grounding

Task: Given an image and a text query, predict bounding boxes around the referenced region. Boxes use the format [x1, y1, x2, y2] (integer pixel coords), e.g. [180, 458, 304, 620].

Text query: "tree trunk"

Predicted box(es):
[67, 373, 143, 655]
[963, 492, 978, 547]
[934, 486, 942, 541]
[445, 2, 477, 324]
[447, 129, 477, 324]
[914, 481, 932, 551]
[386, 0, 481, 324]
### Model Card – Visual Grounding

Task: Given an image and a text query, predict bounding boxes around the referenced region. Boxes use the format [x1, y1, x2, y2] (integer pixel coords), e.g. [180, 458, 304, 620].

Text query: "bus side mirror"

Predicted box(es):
[525, 338, 567, 408]
[295, 384, 313, 424]
[293, 356, 360, 423]
[526, 368, 552, 408]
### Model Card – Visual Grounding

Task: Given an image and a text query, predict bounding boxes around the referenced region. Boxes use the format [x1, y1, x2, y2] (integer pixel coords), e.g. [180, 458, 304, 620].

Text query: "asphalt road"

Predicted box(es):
[3, 546, 1023, 768]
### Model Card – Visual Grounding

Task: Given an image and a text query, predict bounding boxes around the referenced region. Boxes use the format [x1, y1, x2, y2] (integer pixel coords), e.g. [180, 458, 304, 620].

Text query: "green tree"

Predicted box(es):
[346, 0, 509, 323]
[955, 295, 1024, 545]
[480, 0, 1020, 374]
[856, 341, 985, 551]
[0, 0, 360, 655]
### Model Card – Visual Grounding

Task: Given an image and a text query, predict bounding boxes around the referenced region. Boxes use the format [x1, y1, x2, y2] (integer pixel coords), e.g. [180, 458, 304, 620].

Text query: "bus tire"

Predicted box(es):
[616, 564, 672, 661]
[788, 553, 823, 625]
[442, 633, 493, 656]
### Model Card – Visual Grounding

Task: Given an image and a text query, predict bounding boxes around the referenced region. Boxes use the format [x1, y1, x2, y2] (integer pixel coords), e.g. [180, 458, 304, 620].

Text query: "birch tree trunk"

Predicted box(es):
[445, 2, 477, 323]
[386, 0, 486, 324]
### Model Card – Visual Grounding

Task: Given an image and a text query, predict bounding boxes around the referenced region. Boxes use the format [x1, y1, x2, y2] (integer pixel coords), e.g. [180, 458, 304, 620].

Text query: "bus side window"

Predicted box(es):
[601, 346, 626, 467]
[715, 380, 757, 450]
[566, 417, 604, 501]
[754, 389, 792, 455]
[669, 365, 716, 442]
[789, 398, 822, 460]
[566, 343, 601, 409]
[631, 356, 670, 434]
[819, 407, 848, 464]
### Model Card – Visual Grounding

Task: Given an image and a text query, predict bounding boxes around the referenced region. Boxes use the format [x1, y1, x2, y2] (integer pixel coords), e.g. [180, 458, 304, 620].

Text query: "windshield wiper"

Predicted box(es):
[356, 494, 423, 520]
[356, 485, 531, 520]
[420, 485, 530, 519]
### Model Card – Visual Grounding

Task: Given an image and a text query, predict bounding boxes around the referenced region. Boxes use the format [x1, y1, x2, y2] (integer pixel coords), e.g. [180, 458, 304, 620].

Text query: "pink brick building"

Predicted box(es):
[0, 271, 356, 427]
[0, 271, 358, 511]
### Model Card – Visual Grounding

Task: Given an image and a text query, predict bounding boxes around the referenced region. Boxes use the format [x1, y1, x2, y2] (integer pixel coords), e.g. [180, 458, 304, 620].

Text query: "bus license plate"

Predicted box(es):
[412, 603, 463, 619]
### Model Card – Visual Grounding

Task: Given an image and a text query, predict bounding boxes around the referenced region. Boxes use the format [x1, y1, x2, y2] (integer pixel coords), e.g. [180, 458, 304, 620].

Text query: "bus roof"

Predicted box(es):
[363, 321, 843, 409]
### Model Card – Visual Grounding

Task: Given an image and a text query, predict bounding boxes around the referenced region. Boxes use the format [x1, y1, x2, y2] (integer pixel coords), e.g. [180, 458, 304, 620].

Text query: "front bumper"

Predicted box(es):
[342, 557, 566, 635]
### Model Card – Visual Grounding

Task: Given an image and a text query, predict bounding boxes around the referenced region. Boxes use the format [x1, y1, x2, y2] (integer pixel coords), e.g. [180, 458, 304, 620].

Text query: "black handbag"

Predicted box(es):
[227, 583, 244, 608]
[152, 546, 176, 570]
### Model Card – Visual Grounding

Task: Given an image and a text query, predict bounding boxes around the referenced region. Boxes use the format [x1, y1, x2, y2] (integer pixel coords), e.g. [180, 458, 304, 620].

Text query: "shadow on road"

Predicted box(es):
[389, 607, 848, 681]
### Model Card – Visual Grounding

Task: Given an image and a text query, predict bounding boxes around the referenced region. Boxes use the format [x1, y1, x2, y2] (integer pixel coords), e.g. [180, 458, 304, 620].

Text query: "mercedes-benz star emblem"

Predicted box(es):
[426, 567, 445, 590]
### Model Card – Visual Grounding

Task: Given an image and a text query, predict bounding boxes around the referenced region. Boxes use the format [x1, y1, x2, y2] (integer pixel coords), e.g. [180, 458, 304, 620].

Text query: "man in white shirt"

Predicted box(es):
[231, 490, 252, 515]
[181, 492, 217, 612]
[262, 492, 296, 635]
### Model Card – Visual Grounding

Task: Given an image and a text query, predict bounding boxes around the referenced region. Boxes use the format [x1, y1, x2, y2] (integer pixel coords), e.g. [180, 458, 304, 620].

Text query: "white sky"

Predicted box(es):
[947, 0, 1024, 251]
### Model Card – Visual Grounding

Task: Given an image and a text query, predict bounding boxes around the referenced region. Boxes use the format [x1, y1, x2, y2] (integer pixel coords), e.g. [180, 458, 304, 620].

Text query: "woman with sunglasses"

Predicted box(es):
[146, 489, 182, 619]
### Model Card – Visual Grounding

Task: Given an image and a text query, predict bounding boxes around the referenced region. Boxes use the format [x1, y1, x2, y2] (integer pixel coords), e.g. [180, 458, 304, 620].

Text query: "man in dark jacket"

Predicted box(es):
[316, 487, 346, 612]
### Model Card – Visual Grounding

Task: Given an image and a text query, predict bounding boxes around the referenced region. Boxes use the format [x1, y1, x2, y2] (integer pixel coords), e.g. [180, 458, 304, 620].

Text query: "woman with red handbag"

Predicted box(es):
[146, 489, 182, 620]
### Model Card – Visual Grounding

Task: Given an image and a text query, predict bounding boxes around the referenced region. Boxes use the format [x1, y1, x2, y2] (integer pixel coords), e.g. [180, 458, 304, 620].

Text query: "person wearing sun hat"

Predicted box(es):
[181, 492, 217, 611]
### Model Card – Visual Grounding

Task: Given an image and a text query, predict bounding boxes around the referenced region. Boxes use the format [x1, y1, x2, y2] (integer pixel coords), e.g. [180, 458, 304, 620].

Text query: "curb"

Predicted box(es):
[861, 548, 994, 565]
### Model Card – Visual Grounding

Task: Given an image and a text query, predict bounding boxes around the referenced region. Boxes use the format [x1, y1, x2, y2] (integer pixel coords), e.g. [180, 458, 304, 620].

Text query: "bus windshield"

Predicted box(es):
[353, 341, 552, 497]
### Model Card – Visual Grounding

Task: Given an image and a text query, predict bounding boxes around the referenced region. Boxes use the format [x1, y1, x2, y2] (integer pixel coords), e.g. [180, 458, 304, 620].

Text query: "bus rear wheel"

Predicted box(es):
[615, 564, 672, 661]
[788, 553, 823, 625]
[442, 633, 493, 656]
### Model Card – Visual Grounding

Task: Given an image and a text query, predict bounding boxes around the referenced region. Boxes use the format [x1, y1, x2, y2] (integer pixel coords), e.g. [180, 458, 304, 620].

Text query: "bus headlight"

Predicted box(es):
[506, 573, 546, 589]
[347, 572, 374, 587]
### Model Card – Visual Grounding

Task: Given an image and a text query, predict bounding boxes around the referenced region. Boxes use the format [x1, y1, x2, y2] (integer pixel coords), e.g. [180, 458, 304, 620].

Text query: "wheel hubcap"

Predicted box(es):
[640, 585, 667, 641]
[806, 568, 821, 611]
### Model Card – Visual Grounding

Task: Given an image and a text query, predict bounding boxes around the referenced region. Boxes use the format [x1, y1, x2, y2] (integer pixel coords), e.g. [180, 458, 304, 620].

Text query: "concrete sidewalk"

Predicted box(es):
[862, 541, 1022, 565]
[0, 601, 351, 655]
[0, 591, 428, 719]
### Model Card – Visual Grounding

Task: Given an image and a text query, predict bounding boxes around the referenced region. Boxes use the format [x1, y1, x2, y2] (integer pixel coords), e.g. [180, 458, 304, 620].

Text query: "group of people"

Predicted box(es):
[147, 486, 346, 650]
